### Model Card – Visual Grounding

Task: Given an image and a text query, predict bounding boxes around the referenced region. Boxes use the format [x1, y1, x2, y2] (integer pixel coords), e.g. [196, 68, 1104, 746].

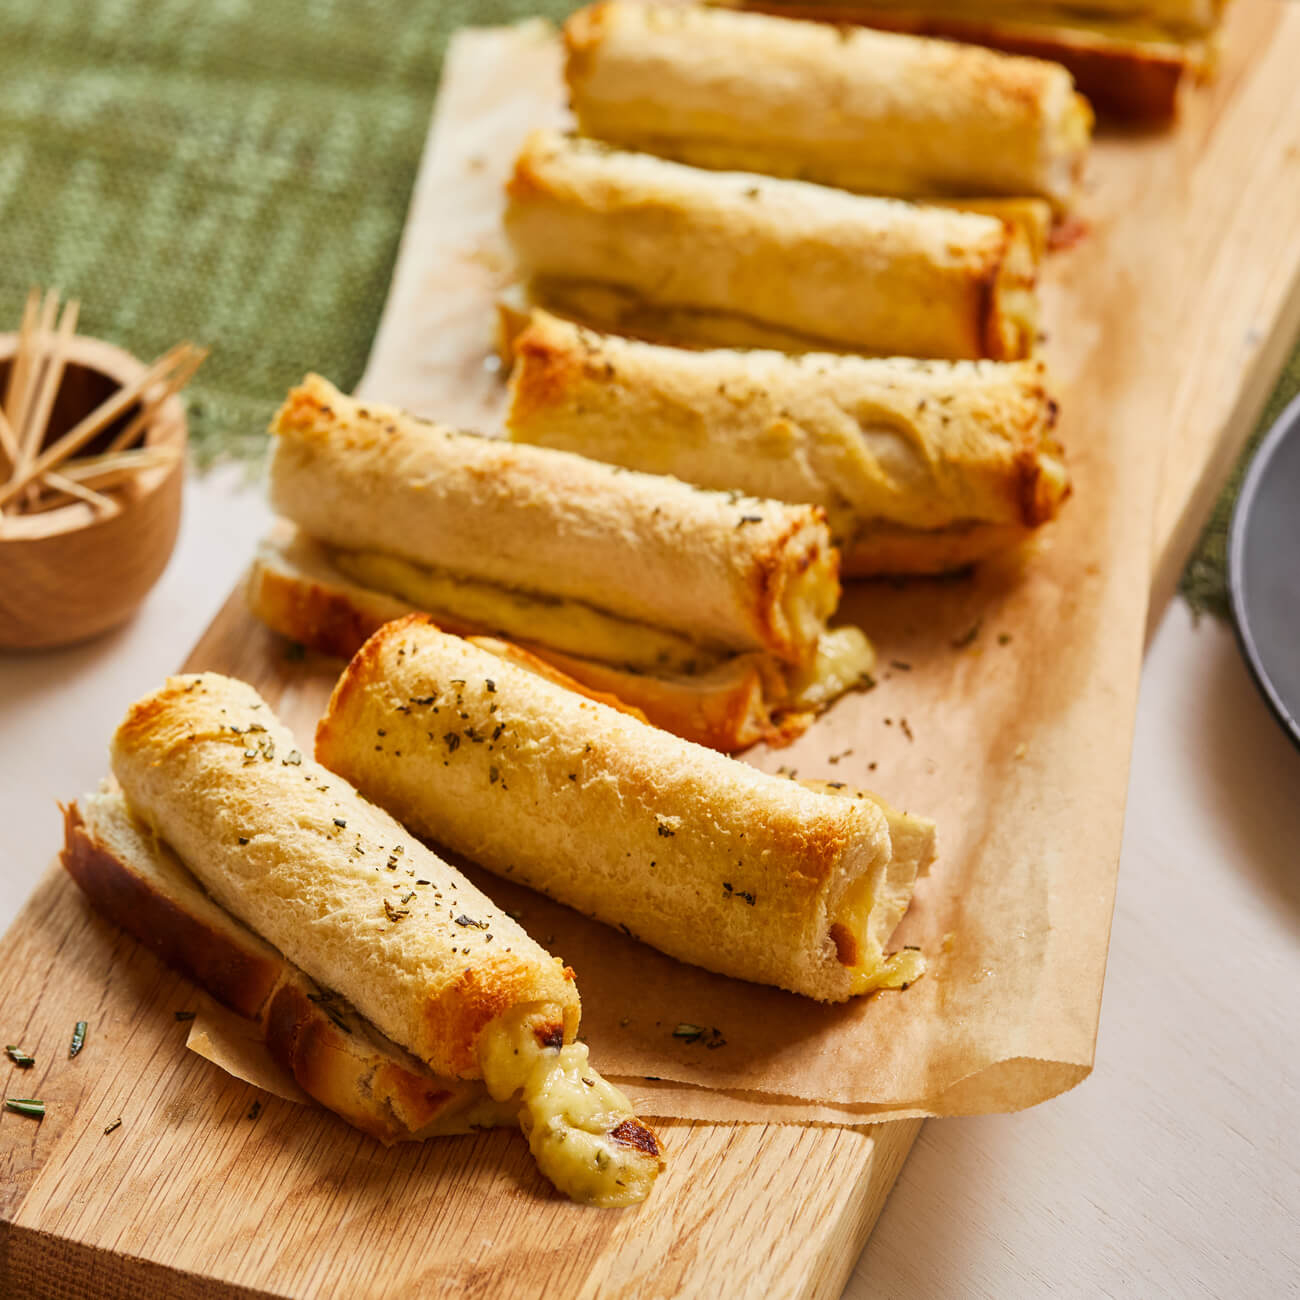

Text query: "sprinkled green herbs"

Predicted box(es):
[282, 749, 303, 766]
[455, 915, 489, 930]
[69, 1021, 87, 1058]
[103, 1117, 122, 1135]
[722, 882, 756, 906]
[736, 514, 763, 527]
[444, 733, 461, 752]
[333, 818, 347, 829]
[952, 620, 982, 650]
[5, 1098, 44, 1119]
[672, 1025, 727, 1049]
[5, 1046, 34, 1069]
[247, 1100, 262, 1121]
[383, 899, 409, 923]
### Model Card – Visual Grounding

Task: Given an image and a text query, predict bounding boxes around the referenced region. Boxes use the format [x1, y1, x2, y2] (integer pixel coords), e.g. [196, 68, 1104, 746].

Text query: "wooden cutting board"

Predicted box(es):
[3, 3, 1299, 1295]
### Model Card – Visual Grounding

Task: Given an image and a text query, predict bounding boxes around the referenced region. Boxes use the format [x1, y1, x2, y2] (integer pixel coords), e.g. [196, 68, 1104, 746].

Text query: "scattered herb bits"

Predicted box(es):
[69, 1021, 87, 1058]
[671, 1024, 727, 1049]
[5, 1045, 35, 1069]
[5, 1098, 44, 1119]
[103, 1117, 122, 1135]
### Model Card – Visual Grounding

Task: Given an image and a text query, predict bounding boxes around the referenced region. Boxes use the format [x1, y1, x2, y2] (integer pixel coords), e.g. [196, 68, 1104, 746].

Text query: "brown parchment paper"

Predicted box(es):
[189, 17, 1260, 1124]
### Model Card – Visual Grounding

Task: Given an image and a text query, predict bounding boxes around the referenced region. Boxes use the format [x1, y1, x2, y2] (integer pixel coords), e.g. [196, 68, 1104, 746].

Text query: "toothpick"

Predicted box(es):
[16, 295, 79, 509]
[0, 343, 190, 510]
[3, 288, 40, 435]
[105, 344, 206, 454]
[0, 404, 19, 479]
[40, 471, 117, 514]
[58, 445, 182, 492]
[18, 296, 78, 468]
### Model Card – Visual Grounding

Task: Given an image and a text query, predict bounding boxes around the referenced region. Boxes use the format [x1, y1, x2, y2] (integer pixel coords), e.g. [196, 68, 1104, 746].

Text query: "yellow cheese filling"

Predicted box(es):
[785, 625, 876, 712]
[329, 545, 715, 675]
[479, 1006, 664, 1208]
[830, 874, 927, 995]
[328, 545, 867, 731]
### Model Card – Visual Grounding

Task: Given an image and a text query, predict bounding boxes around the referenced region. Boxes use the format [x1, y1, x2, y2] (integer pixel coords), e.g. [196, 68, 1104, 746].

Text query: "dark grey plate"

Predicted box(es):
[1228, 392, 1300, 750]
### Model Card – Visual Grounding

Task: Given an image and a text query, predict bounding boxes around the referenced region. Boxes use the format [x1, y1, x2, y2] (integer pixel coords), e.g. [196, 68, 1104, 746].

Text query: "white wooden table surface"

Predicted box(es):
[1, 471, 1296, 1298]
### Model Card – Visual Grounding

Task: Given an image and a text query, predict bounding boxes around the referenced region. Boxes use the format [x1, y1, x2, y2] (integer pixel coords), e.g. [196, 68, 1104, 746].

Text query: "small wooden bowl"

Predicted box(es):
[0, 333, 186, 650]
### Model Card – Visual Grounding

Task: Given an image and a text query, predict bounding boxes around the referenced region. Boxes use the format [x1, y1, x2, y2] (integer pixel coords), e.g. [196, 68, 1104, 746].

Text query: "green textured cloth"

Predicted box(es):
[0, 0, 579, 463]
[0, 0, 1292, 617]
[1179, 336, 1300, 619]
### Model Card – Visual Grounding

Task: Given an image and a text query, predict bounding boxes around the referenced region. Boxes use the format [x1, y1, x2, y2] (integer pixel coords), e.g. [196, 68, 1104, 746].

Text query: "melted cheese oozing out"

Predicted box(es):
[834, 874, 927, 995]
[479, 1008, 663, 1208]
[786, 625, 875, 712]
[778, 544, 840, 657]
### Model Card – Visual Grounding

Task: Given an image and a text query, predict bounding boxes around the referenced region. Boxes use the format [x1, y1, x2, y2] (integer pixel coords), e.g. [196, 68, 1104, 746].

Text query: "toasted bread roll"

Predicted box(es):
[505, 130, 1039, 361]
[62, 792, 281, 1022]
[269, 374, 837, 668]
[93, 676, 663, 1206]
[108, 672, 580, 1081]
[317, 616, 935, 1003]
[507, 313, 1069, 575]
[721, 0, 1222, 119]
[246, 528, 870, 753]
[565, 4, 1092, 211]
[61, 792, 517, 1144]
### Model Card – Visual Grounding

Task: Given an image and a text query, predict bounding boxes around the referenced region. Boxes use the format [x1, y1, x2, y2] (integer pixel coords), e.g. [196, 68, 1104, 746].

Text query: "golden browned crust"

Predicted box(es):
[271, 373, 837, 667]
[260, 975, 472, 1145]
[60, 802, 281, 1021]
[843, 521, 1033, 576]
[63, 793, 511, 1144]
[254, 535, 799, 753]
[245, 546, 417, 659]
[315, 615, 916, 1001]
[728, 2, 1191, 119]
[110, 672, 582, 1080]
[505, 130, 1038, 361]
[507, 313, 1069, 575]
[567, 3, 1090, 210]
[527, 641, 790, 752]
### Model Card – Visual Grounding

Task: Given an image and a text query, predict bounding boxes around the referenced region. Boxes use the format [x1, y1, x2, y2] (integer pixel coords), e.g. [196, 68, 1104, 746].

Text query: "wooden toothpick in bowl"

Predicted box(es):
[0, 288, 205, 516]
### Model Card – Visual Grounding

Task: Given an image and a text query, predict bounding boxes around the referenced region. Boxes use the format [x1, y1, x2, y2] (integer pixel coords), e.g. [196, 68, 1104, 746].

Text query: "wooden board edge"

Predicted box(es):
[0, 1220, 276, 1300]
[803, 1118, 924, 1300]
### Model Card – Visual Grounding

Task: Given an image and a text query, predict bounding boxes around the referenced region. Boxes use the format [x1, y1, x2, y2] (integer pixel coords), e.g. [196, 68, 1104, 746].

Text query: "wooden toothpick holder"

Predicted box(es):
[0, 333, 187, 649]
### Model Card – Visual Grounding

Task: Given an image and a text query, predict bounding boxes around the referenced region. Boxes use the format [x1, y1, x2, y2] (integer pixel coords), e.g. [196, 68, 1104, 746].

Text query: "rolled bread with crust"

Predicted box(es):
[245, 527, 868, 753]
[316, 616, 936, 1003]
[721, 0, 1220, 120]
[61, 792, 517, 1144]
[269, 373, 838, 669]
[507, 312, 1069, 575]
[108, 671, 580, 1081]
[504, 130, 1039, 361]
[565, 3, 1092, 211]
